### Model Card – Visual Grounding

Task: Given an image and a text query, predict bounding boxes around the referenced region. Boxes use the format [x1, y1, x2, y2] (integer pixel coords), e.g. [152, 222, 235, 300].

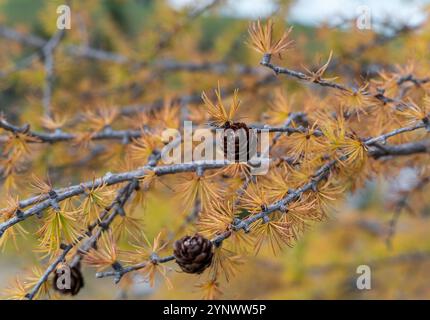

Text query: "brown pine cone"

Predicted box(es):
[173, 234, 213, 274]
[53, 263, 84, 296]
[221, 122, 257, 162]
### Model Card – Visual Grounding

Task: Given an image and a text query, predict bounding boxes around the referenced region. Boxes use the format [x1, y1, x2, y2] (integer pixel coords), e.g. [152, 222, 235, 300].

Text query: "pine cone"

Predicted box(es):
[221, 122, 257, 162]
[53, 263, 84, 296]
[173, 234, 213, 274]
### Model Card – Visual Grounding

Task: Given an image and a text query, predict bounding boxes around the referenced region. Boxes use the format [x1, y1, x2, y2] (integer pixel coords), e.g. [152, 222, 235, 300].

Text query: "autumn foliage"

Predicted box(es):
[0, 1, 430, 300]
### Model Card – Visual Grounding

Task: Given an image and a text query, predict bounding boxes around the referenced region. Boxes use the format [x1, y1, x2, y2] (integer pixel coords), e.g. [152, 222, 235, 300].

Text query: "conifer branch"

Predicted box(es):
[25, 151, 162, 300]
[368, 139, 430, 158]
[260, 53, 400, 105]
[95, 124, 430, 282]
[2, 3, 430, 301]
[1, 122, 428, 239]
[0, 160, 229, 238]
[0, 117, 142, 143]
[0, 116, 310, 145]
[96, 154, 341, 281]
[25, 244, 73, 300]
[41, 30, 65, 118]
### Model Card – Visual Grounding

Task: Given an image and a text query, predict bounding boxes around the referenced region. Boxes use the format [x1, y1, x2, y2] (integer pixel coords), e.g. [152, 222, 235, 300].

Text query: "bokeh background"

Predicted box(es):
[1, 0, 430, 299]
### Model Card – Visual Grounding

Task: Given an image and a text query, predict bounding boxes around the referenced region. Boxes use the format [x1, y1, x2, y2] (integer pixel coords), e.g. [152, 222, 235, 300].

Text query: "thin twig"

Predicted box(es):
[41, 30, 65, 118]
[260, 53, 401, 105]
[25, 244, 73, 300]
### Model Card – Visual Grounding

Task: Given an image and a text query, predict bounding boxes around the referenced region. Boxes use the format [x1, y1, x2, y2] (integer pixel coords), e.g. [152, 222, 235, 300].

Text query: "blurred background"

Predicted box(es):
[1, 0, 430, 299]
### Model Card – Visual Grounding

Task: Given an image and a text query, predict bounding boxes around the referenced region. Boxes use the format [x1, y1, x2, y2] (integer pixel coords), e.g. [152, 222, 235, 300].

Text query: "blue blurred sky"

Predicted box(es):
[169, 0, 428, 27]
